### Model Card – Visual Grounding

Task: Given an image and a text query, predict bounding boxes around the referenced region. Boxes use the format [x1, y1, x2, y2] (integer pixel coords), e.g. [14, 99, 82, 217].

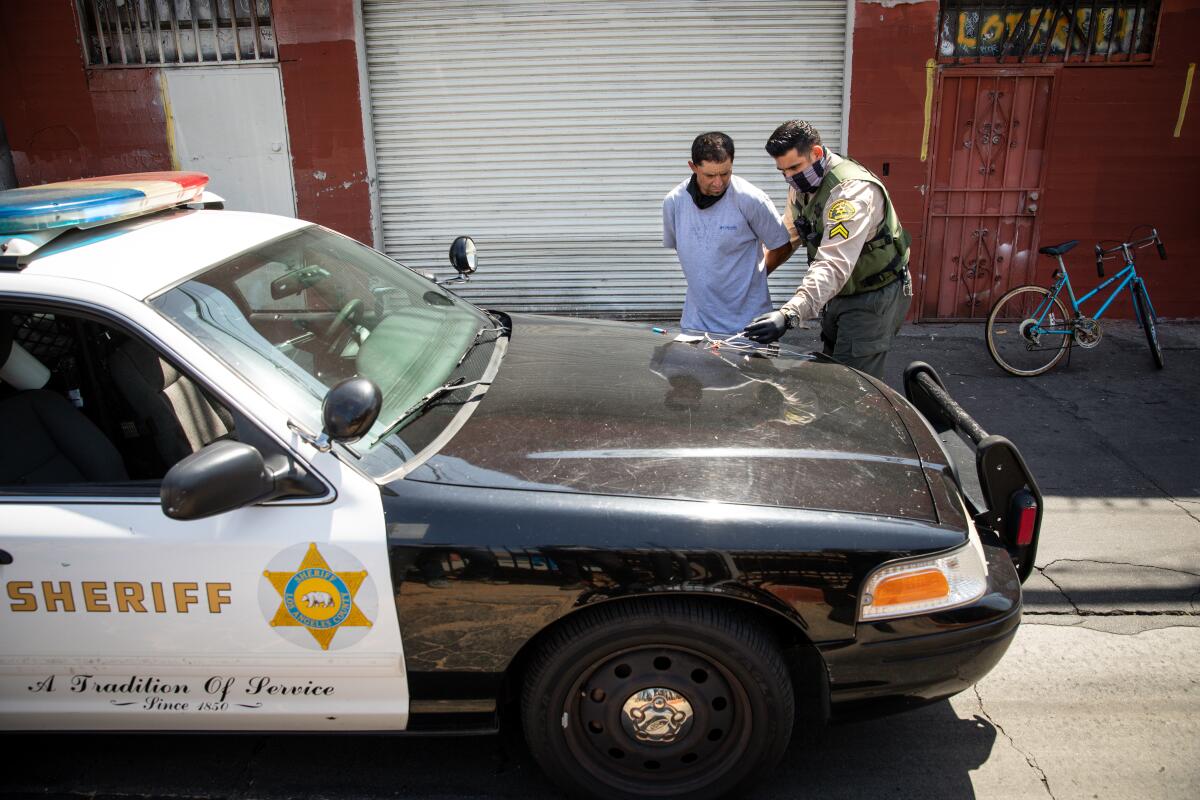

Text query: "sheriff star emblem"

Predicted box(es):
[262, 543, 374, 651]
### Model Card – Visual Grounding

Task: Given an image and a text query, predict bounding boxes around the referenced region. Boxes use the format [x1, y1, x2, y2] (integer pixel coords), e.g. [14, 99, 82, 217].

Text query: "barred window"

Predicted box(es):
[938, 1, 1161, 64]
[77, 0, 275, 67]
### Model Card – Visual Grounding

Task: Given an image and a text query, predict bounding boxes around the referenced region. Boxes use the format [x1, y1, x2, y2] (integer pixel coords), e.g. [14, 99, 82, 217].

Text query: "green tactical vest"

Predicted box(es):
[792, 156, 912, 297]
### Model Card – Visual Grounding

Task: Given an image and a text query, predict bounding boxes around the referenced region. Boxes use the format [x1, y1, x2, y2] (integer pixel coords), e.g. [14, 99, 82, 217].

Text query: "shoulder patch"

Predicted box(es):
[827, 198, 857, 223]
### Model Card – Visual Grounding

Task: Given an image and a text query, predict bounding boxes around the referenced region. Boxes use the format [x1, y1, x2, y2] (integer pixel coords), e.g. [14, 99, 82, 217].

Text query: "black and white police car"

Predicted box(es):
[0, 172, 1041, 800]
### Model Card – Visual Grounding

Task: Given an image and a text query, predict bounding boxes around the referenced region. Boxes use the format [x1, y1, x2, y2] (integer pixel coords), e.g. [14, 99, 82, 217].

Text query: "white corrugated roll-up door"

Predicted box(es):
[362, 0, 849, 316]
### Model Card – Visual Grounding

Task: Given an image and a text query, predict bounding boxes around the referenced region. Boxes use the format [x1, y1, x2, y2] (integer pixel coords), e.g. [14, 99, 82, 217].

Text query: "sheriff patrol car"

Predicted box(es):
[0, 173, 1041, 800]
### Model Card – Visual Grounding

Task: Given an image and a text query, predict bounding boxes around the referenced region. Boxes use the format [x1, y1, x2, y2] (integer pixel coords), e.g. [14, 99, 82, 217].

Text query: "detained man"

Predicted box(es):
[662, 132, 790, 334]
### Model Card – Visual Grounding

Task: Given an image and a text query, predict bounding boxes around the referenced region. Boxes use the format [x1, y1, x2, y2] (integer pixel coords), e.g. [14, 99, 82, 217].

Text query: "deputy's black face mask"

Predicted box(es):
[786, 149, 829, 194]
[687, 175, 726, 209]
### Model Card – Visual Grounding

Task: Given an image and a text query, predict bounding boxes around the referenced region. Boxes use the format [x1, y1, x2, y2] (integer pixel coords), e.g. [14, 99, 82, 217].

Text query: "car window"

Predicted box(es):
[0, 307, 239, 494]
[150, 225, 489, 475]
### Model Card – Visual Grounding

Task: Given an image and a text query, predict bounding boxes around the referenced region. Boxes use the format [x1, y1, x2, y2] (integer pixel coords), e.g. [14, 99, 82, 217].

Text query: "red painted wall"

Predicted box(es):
[274, 0, 373, 244]
[0, 0, 373, 245]
[0, 2, 172, 184]
[849, 0, 1200, 318]
[1036, 1, 1200, 318]
[847, 0, 940, 321]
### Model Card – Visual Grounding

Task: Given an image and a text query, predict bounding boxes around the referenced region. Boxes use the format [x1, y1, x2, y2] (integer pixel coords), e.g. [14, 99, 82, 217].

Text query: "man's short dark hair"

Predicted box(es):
[765, 120, 822, 157]
[691, 132, 734, 165]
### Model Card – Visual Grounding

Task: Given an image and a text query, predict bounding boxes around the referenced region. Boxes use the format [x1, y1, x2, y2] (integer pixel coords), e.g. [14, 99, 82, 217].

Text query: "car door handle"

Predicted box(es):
[0, 549, 11, 565]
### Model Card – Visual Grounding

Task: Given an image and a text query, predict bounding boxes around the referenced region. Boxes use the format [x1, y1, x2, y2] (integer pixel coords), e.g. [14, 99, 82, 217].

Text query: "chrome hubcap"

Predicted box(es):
[620, 687, 694, 744]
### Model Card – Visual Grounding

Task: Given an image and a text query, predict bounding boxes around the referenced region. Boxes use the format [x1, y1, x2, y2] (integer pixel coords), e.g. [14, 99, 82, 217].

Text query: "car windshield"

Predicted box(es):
[150, 225, 489, 470]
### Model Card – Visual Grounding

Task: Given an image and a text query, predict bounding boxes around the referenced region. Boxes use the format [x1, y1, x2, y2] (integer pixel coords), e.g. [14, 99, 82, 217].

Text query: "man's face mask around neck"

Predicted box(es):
[687, 158, 733, 208]
[778, 146, 828, 194]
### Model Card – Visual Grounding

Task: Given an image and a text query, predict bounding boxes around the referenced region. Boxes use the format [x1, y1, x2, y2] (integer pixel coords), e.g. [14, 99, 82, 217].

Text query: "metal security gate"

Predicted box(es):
[919, 69, 1057, 320]
[361, 0, 849, 316]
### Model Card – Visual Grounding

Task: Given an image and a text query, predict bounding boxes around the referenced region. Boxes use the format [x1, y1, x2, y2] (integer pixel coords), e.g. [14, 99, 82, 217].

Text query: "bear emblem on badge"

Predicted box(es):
[260, 542, 376, 651]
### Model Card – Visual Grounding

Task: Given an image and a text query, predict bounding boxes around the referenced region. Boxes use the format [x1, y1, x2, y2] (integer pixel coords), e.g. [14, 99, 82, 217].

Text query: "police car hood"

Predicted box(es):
[407, 314, 936, 520]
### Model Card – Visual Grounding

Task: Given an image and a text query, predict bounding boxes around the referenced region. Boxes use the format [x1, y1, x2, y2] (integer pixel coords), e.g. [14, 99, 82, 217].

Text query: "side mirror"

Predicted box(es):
[323, 377, 382, 443]
[162, 440, 281, 520]
[449, 236, 477, 276]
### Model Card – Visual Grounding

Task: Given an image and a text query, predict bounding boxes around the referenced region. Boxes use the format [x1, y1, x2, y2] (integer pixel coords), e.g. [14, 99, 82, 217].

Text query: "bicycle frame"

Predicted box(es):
[1029, 254, 1150, 336]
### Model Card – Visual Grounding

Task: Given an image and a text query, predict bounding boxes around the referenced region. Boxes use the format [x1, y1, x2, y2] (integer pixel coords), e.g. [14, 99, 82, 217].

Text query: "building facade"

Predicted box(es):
[2, 1, 1196, 318]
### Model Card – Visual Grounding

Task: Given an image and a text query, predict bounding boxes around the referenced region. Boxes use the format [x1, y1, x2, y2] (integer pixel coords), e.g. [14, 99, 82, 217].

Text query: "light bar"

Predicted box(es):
[0, 172, 209, 235]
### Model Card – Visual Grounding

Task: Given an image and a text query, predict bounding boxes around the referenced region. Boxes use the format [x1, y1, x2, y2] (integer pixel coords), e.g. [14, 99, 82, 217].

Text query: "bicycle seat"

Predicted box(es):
[1039, 240, 1078, 256]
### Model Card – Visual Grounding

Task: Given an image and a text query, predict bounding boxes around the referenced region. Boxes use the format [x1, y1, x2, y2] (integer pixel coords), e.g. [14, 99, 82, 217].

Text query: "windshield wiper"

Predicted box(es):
[382, 376, 491, 437]
[456, 322, 506, 367]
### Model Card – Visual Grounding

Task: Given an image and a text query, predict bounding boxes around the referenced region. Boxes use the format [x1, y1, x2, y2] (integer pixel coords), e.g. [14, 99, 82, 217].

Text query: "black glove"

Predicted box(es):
[743, 310, 788, 343]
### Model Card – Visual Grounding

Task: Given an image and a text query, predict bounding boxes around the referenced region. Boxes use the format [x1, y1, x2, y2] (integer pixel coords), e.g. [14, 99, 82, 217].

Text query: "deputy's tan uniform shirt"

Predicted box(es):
[780, 153, 886, 321]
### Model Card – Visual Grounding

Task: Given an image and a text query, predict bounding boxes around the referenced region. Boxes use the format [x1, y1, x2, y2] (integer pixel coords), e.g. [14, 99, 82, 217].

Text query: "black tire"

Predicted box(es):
[1131, 279, 1164, 369]
[985, 285, 1073, 377]
[521, 599, 795, 800]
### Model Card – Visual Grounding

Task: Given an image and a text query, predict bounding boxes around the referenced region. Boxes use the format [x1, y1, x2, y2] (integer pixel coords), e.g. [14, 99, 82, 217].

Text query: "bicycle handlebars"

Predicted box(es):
[1094, 229, 1166, 278]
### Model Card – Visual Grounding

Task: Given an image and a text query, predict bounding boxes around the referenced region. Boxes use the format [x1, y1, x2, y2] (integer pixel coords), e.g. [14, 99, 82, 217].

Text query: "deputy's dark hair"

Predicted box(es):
[765, 120, 822, 157]
[691, 132, 734, 164]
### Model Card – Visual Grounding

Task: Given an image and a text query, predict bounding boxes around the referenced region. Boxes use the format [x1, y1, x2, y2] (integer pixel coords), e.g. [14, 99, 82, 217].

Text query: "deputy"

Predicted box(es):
[743, 120, 912, 379]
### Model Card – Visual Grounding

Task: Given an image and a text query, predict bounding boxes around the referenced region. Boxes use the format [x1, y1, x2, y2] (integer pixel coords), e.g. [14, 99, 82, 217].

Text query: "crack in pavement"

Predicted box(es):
[1032, 559, 1200, 617]
[1040, 558, 1200, 579]
[1033, 566, 1082, 614]
[974, 685, 1055, 799]
[1024, 619, 1200, 636]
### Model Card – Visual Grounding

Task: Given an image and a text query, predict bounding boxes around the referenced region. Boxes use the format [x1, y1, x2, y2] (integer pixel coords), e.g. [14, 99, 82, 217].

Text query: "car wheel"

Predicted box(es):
[521, 599, 794, 800]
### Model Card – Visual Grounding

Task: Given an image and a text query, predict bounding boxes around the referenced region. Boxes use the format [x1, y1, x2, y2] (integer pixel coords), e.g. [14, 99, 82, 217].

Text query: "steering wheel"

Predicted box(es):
[324, 298, 364, 355]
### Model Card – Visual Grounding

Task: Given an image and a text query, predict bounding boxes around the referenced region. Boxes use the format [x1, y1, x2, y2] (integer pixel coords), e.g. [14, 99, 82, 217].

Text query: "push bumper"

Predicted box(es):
[903, 361, 1043, 582]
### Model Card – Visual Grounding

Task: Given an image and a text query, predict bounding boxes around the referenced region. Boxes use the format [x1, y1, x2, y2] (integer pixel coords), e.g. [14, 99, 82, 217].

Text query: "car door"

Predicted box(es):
[0, 289, 407, 731]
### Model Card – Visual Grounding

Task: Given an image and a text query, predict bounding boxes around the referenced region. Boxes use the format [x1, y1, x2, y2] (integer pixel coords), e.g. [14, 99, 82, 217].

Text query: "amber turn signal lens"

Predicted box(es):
[872, 568, 950, 607]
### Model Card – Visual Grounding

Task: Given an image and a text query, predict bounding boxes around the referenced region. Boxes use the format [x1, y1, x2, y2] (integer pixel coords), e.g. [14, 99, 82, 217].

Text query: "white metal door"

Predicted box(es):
[361, 0, 850, 316]
[163, 66, 297, 216]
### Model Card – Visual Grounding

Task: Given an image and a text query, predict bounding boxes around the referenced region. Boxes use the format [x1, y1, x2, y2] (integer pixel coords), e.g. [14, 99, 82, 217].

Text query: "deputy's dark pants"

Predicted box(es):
[819, 274, 912, 380]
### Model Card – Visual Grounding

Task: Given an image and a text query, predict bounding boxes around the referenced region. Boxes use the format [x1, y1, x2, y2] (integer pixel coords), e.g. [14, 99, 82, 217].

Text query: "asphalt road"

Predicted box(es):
[4, 320, 1199, 800]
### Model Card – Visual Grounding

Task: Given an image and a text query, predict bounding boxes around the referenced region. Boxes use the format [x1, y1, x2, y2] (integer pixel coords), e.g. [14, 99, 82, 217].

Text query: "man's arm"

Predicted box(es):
[780, 180, 882, 320]
[742, 186, 791, 274]
[662, 195, 677, 250]
[764, 241, 795, 273]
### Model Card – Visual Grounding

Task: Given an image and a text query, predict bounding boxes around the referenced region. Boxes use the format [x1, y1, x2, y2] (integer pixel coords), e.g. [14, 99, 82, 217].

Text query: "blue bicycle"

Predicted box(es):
[985, 228, 1166, 376]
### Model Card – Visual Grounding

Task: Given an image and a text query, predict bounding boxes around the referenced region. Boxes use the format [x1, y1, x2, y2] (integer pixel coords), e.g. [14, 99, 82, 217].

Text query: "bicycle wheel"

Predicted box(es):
[1131, 279, 1164, 369]
[985, 285, 1073, 377]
